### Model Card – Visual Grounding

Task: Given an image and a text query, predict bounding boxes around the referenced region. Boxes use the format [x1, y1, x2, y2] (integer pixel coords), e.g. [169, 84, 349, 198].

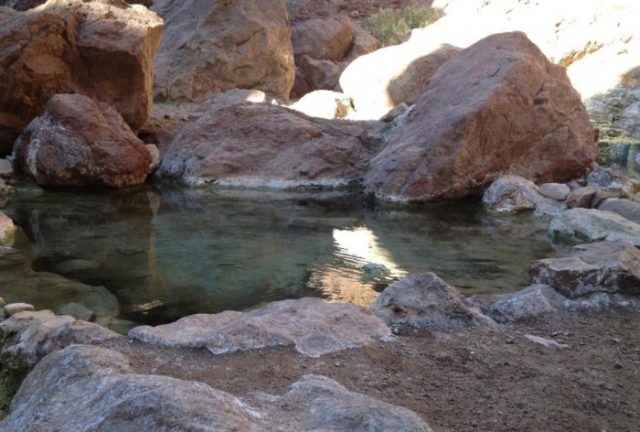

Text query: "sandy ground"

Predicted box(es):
[107, 310, 640, 432]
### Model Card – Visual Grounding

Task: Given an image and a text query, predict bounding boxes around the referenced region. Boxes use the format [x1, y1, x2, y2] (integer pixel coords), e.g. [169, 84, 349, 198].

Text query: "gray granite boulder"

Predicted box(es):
[549, 208, 640, 245]
[370, 273, 494, 333]
[598, 198, 640, 225]
[0, 310, 119, 371]
[530, 241, 640, 298]
[483, 285, 567, 323]
[129, 297, 392, 357]
[0, 345, 433, 431]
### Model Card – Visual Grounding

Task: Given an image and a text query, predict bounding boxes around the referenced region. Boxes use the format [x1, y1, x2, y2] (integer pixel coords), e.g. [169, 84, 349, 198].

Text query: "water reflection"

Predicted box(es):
[2, 182, 564, 328]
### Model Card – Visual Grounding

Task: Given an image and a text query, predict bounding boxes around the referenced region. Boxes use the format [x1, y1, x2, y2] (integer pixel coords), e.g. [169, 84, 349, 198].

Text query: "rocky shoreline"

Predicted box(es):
[1, 0, 640, 430]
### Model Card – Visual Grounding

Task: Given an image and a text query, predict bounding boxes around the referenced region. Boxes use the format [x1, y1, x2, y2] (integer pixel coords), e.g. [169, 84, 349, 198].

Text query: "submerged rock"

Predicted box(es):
[370, 273, 494, 333]
[0, 310, 118, 371]
[549, 208, 640, 245]
[0, 211, 15, 246]
[530, 241, 640, 298]
[157, 102, 381, 188]
[364, 32, 595, 202]
[152, 0, 294, 101]
[14, 94, 153, 188]
[1, 345, 432, 431]
[0, 0, 163, 153]
[129, 297, 392, 357]
[482, 175, 564, 215]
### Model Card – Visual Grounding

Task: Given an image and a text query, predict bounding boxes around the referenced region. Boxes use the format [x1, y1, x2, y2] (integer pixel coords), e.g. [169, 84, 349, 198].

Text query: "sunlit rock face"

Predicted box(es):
[365, 32, 595, 202]
[151, 0, 295, 101]
[421, 0, 640, 140]
[0, 0, 163, 154]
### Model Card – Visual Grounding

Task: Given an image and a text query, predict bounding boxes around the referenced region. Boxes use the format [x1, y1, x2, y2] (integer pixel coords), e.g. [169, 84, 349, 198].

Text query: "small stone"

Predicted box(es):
[0, 296, 5, 307]
[539, 183, 571, 201]
[146, 144, 161, 172]
[52, 259, 100, 276]
[4, 303, 35, 316]
[524, 334, 570, 349]
[362, 263, 391, 280]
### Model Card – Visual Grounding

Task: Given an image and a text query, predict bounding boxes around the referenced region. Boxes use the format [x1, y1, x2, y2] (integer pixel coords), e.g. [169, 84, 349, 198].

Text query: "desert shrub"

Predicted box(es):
[363, 6, 444, 46]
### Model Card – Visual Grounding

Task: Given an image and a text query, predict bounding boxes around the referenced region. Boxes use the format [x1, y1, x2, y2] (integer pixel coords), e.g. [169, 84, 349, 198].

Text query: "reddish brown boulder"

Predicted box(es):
[365, 32, 596, 202]
[14, 94, 152, 188]
[152, 0, 294, 102]
[0, 0, 163, 154]
[157, 102, 381, 188]
[292, 16, 354, 62]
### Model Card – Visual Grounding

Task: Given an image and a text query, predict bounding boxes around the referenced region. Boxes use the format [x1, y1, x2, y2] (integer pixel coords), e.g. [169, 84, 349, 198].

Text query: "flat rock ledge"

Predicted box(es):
[129, 297, 392, 358]
[549, 208, 640, 246]
[0, 345, 432, 432]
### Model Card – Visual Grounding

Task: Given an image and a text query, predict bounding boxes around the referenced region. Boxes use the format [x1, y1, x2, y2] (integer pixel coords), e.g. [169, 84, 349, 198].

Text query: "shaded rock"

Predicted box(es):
[0, 310, 118, 371]
[298, 55, 342, 92]
[3, 303, 33, 317]
[484, 285, 566, 323]
[566, 186, 598, 208]
[13, 94, 152, 188]
[482, 175, 564, 215]
[146, 144, 161, 173]
[364, 32, 595, 202]
[152, 0, 294, 101]
[549, 208, 640, 245]
[345, 21, 381, 60]
[0, 211, 15, 246]
[341, 43, 459, 119]
[1, 345, 432, 431]
[539, 183, 571, 201]
[370, 273, 494, 333]
[157, 102, 381, 188]
[530, 241, 640, 298]
[130, 297, 392, 357]
[0, 0, 44, 10]
[0, 159, 13, 178]
[52, 259, 100, 277]
[292, 16, 354, 61]
[598, 198, 640, 224]
[0, 0, 163, 153]
[586, 166, 640, 195]
[55, 303, 95, 322]
[290, 90, 354, 119]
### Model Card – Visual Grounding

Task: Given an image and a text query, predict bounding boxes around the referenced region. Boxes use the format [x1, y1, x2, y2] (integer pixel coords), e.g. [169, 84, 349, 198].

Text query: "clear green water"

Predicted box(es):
[1, 182, 566, 331]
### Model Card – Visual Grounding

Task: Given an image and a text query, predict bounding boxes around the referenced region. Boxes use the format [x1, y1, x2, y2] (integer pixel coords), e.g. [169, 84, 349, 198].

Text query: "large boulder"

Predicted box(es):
[151, 0, 295, 101]
[549, 208, 640, 246]
[370, 273, 494, 333]
[129, 297, 392, 357]
[13, 94, 153, 188]
[157, 102, 381, 187]
[1, 345, 432, 431]
[341, 43, 460, 119]
[530, 241, 640, 299]
[364, 32, 595, 202]
[419, 0, 640, 141]
[0, 0, 163, 154]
